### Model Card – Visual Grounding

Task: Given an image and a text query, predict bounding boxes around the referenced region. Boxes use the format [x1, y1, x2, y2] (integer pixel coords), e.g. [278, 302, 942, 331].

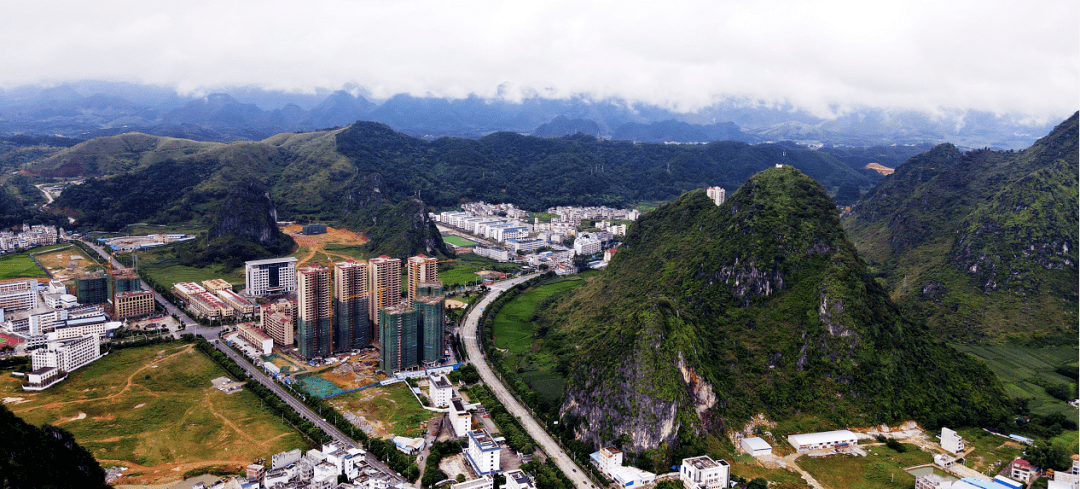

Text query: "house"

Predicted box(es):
[679, 456, 729, 489]
[941, 427, 965, 455]
[1010, 459, 1033, 483]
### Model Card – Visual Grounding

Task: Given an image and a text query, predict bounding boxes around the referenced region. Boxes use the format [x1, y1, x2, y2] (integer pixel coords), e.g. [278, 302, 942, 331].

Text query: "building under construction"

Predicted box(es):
[333, 260, 370, 351]
[379, 303, 418, 373]
[297, 264, 332, 359]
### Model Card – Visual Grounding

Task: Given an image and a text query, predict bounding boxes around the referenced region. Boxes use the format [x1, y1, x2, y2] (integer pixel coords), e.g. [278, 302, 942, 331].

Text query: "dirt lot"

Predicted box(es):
[34, 246, 101, 283]
[280, 224, 369, 266]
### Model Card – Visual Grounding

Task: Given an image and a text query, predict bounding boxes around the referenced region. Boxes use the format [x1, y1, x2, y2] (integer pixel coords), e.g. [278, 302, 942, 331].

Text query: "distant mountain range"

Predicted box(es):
[0, 81, 1062, 149]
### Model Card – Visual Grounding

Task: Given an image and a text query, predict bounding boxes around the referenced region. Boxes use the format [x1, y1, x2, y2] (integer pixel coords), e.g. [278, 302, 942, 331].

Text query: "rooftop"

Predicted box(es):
[245, 256, 298, 266]
[742, 437, 772, 451]
[683, 455, 718, 469]
[430, 374, 452, 389]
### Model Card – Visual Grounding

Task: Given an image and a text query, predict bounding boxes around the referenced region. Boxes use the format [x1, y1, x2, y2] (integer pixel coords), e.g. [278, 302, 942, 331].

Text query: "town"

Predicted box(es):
[0, 192, 1076, 489]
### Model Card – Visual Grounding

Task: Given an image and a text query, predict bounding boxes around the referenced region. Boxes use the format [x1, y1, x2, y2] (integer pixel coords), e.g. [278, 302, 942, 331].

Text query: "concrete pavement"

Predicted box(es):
[461, 273, 595, 489]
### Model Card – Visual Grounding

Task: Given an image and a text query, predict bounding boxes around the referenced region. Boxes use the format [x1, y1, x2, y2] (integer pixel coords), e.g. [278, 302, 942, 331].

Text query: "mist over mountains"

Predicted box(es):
[0, 81, 1061, 149]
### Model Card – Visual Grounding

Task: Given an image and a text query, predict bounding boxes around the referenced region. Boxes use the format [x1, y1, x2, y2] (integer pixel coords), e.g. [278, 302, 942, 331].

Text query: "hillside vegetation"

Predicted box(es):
[844, 112, 1078, 343]
[544, 167, 1009, 454]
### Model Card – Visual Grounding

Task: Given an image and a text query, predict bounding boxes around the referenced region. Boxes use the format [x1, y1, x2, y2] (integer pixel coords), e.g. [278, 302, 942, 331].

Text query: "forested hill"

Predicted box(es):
[843, 112, 1079, 343]
[45, 121, 874, 226]
[331, 122, 872, 209]
[546, 167, 1008, 453]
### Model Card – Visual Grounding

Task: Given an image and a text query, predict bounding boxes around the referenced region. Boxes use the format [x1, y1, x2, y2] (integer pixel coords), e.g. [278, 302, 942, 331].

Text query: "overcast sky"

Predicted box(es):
[1, 0, 1076, 121]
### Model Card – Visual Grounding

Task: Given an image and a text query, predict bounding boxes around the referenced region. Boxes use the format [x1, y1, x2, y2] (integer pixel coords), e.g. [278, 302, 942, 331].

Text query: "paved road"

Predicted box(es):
[79, 239, 405, 483]
[461, 274, 593, 489]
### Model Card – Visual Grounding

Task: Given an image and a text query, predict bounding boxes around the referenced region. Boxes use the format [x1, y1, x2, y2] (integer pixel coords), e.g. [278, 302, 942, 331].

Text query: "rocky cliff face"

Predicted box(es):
[343, 173, 452, 261]
[179, 178, 295, 268]
[552, 166, 1009, 453]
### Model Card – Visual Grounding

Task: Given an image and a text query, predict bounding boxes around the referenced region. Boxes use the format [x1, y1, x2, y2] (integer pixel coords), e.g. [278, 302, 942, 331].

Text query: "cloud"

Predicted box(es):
[0, 0, 1076, 120]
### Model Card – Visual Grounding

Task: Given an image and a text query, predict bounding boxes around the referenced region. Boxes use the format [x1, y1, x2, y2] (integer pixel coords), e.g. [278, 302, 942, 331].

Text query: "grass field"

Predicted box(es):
[0, 249, 49, 280]
[134, 246, 245, 289]
[440, 255, 516, 288]
[443, 236, 477, 247]
[952, 344, 1078, 416]
[489, 275, 591, 403]
[798, 444, 929, 489]
[326, 383, 433, 439]
[955, 427, 1023, 475]
[0, 343, 307, 486]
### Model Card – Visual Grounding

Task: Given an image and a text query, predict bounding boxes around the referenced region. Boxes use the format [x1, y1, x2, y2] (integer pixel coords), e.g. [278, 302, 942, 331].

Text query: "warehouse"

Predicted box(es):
[787, 430, 859, 452]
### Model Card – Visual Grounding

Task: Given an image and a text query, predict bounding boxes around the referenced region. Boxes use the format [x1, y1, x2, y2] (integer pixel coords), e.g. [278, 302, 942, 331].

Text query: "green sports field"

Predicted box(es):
[443, 236, 477, 247]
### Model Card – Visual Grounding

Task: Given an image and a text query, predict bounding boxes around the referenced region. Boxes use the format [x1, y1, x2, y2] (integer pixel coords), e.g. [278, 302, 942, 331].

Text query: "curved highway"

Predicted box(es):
[461, 274, 593, 489]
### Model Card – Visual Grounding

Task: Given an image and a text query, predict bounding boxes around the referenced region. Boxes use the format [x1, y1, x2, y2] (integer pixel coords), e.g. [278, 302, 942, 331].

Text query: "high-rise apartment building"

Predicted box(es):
[379, 303, 417, 373]
[333, 260, 370, 351]
[415, 293, 445, 364]
[297, 265, 332, 359]
[368, 255, 401, 326]
[407, 255, 438, 303]
[706, 186, 726, 206]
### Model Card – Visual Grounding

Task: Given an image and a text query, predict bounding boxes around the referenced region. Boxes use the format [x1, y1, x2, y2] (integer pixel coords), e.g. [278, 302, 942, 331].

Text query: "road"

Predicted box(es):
[78, 239, 406, 483]
[461, 273, 593, 489]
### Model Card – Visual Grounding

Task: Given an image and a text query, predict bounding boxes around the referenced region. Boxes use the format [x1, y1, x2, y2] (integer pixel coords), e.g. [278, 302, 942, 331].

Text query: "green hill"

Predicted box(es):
[44, 122, 874, 261]
[547, 167, 1009, 453]
[843, 113, 1078, 343]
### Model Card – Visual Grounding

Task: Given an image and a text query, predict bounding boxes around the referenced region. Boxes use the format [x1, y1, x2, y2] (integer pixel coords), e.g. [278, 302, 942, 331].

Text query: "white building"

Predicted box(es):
[504, 470, 536, 489]
[450, 398, 473, 437]
[466, 430, 501, 475]
[706, 187, 726, 206]
[787, 430, 858, 452]
[680, 456, 730, 489]
[31, 334, 101, 373]
[0, 279, 40, 312]
[392, 436, 425, 455]
[941, 427, 965, 455]
[452, 475, 493, 489]
[595, 446, 623, 475]
[915, 473, 954, 489]
[245, 257, 298, 296]
[428, 373, 453, 408]
[574, 237, 602, 256]
[741, 437, 772, 457]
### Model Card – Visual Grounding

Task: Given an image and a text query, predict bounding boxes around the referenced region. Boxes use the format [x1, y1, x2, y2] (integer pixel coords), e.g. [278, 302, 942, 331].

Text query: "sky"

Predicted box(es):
[1, 0, 1077, 121]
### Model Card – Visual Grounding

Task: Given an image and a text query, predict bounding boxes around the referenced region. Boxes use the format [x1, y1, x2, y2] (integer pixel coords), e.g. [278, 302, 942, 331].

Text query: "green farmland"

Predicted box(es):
[952, 344, 1079, 416]
[490, 274, 591, 403]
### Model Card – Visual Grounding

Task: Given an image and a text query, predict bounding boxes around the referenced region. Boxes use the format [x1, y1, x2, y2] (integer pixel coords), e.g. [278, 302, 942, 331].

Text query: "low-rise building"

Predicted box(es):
[0, 279, 40, 312]
[30, 333, 100, 374]
[450, 398, 474, 437]
[22, 367, 65, 391]
[680, 456, 729, 489]
[466, 430, 500, 475]
[238, 323, 274, 356]
[787, 430, 858, 452]
[217, 288, 256, 316]
[741, 437, 772, 457]
[114, 290, 154, 319]
[452, 475, 493, 489]
[1010, 459, 1033, 483]
[915, 473, 954, 489]
[941, 427, 965, 455]
[428, 373, 453, 408]
[504, 470, 536, 489]
[173, 281, 207, 301]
